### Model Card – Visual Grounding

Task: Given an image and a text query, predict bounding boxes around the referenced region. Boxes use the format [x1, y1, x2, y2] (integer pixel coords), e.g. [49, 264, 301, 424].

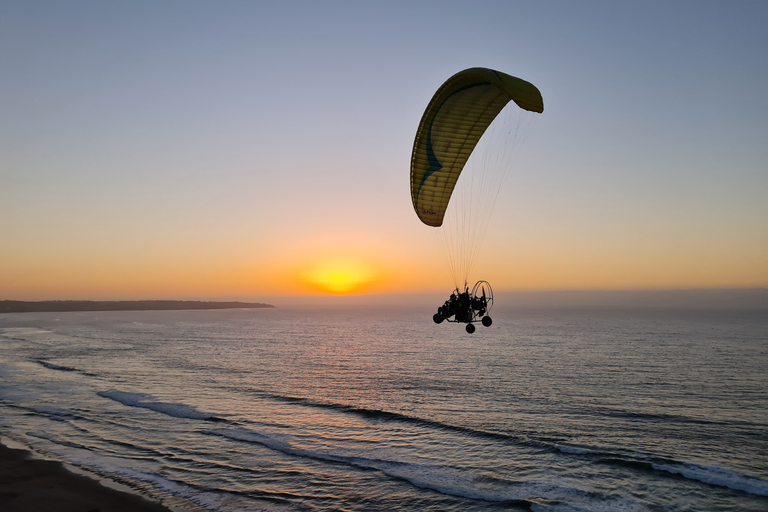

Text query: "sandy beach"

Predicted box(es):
[0, 441, 173, 512]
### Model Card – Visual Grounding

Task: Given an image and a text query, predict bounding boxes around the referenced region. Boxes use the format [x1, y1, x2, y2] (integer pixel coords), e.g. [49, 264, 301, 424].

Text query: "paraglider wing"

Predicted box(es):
[410, 68, 544, 227]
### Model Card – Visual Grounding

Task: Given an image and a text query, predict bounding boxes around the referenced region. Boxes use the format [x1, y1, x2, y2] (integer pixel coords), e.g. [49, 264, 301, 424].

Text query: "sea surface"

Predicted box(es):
[0, 306, 766, 512]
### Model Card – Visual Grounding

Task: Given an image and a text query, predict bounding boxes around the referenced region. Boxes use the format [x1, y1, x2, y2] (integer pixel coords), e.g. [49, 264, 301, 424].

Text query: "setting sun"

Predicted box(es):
[302, 258, 377, 294]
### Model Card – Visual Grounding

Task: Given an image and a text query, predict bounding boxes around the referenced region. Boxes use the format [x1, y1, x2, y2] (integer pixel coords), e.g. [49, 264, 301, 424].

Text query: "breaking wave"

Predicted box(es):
[37, 360, 97, 377]
[556, 444, 768, 496]
[97, 390, 224, 421]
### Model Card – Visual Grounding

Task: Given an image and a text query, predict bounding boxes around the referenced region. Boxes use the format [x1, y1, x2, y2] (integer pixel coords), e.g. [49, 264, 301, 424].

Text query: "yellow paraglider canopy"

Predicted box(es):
[410, 68, 544, 227]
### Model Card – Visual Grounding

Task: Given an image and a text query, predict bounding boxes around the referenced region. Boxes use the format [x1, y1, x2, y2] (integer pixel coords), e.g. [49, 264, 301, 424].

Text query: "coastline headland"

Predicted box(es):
[1, 300, 274, 313]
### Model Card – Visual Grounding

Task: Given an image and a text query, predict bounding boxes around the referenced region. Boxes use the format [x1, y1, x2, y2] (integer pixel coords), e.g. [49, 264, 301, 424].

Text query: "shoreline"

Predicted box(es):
[0, 439, 177, 512]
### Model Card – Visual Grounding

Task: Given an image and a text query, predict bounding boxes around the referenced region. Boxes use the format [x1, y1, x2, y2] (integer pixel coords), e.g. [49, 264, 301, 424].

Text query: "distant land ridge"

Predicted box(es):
[1, 300, 274, 313]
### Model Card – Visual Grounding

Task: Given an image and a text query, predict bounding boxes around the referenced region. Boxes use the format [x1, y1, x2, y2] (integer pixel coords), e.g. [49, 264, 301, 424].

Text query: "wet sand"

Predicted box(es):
[0, 442, 173, 512]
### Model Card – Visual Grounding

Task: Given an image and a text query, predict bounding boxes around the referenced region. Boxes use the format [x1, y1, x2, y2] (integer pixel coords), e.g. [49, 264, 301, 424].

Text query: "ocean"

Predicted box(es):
[0, 306, 766, 511]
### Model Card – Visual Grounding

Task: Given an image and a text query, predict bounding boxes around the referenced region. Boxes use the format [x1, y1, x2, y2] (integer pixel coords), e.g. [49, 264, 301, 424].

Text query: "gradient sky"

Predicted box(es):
[2, 1, 767, 301]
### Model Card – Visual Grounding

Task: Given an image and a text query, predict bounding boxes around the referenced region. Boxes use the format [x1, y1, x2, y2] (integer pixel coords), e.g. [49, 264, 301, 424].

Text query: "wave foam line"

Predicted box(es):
[556, 444, 768, 497]
[70, 454, 317, 511]
[37, 360, 97, 377]
[97, 390, 225, 422]
[27, 429, 90, 450]
[31, 405, 80, 421]
[652, 462, 768, 496]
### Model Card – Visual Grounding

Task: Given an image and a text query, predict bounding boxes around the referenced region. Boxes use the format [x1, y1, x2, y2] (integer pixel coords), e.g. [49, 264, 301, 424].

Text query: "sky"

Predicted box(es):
[1, 0, 767, 302]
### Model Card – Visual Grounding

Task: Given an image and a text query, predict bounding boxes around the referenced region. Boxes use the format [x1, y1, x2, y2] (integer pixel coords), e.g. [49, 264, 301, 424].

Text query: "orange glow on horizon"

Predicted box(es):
[3, 223, 766, 301]
[258, 231, 419, 297]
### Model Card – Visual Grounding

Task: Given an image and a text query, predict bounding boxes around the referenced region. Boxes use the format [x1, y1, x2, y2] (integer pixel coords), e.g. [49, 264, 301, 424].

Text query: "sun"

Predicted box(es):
[302, 258, 376, 295]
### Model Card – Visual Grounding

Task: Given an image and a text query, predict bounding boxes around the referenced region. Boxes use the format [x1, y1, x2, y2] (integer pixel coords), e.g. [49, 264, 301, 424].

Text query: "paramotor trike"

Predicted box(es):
[433, 281, 494, 333]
